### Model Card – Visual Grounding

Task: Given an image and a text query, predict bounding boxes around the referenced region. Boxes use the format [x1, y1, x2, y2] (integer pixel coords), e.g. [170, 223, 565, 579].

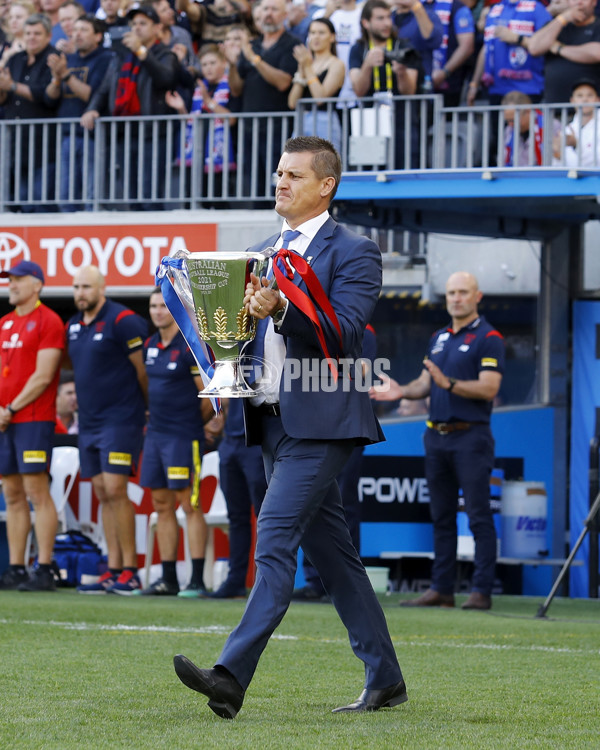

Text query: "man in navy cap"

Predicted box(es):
[0, 260, 65, 591]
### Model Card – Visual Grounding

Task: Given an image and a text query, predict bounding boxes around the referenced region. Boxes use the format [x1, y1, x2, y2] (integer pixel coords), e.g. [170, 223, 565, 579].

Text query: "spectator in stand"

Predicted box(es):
[501, 90, 548, 166]
[349, 0, 423, 168]
[220, 23, 246, 60]
[313, 0, 364, 107]
[177, 0, 252, 48]
[225, 0, 298, 206]
[41, 0, 66, 45]
[553, 78, 600, 165]
[0, 0, 9, 51]
[432, 0, 475, 106]
[286, 0, 320, 45]
[46, 14, 113, 211]
[81, 5, 179, 210]
[467, 0, 552, 107]
[0, 1, 34, 70]
[288, 18, 345, 151]
[0, 261, 64, 593]
[150, 0, 197, 72]
[209, 399, 267, 598]
[528, 0, 600, 103]
[54, 0, 85, 54]
[96, 0, 128, 48]
[392, 0, 444, 81]
[55, 369, 79, 434]
[136, 288, 213, 597]
[68, 265, 148, 595]
[0, 14, 60, 212]
[166, 43, 238, 206]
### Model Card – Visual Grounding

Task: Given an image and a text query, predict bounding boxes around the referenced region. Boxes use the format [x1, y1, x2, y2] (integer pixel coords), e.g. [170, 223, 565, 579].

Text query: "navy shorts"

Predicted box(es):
[78, 424, 144, 478]
[139, 431, 202, 490]
[0, 421, 55, 475]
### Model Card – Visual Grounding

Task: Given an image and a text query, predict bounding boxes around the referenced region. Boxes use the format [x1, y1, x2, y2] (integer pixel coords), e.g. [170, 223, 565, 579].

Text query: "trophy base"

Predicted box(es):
[198, 358, 265, 398]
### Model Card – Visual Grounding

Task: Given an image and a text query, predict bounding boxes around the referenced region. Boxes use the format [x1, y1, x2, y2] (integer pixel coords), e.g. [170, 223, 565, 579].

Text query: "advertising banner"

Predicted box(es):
[0, 223, 218, 290]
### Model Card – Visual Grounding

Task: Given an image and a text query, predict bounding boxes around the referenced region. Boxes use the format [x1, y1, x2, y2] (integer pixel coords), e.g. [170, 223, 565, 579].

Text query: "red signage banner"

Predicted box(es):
[0, 223, 218, 288]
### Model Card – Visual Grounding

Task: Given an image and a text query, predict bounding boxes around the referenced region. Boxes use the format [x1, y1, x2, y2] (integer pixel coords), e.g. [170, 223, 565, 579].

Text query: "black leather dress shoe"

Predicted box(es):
[173, 655, 245, 719]
[332, 680, 408, 713]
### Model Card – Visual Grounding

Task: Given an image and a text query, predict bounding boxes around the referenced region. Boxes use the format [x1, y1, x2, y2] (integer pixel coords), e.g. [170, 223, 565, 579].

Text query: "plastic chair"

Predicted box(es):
[200, 451, 230, 589]
[127, 482, 144, 507]
[49, 446, 80, 533]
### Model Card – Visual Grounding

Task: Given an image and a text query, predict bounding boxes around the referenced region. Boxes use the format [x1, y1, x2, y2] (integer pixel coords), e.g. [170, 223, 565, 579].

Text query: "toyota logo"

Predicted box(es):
[0, 233, 31, 282]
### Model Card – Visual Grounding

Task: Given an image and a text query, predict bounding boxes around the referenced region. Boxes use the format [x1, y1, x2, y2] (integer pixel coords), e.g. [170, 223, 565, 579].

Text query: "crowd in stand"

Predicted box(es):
[0, 0, 599, 211]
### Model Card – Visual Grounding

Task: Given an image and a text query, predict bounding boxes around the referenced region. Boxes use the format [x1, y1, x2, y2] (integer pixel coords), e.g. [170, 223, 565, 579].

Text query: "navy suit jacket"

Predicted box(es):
[243, 216, 384, 447]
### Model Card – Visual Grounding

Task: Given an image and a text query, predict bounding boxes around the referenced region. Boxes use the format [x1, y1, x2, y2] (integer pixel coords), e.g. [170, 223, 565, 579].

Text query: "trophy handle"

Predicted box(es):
[252, 247, 278, 290]
[171, 249, 194, 310]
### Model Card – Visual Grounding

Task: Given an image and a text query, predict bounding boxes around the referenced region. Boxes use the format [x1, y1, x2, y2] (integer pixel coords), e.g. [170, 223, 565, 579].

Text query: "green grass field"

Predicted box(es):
[0, 591, 598, 749]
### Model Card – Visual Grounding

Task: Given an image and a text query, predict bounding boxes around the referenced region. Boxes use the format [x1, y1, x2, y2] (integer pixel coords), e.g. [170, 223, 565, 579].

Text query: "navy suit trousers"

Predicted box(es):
[303, 444, 364, 595]
[424, 424, 497, 595]
[218, 435, 267, 588]
[217, 414, 402, 690]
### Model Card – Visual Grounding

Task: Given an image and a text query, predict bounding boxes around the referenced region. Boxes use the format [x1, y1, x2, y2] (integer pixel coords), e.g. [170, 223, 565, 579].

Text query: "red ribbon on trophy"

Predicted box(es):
[273, 249, 343, 381]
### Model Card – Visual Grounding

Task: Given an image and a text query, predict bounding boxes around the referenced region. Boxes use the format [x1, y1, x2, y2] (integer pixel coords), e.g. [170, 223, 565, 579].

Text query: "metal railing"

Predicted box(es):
[0, 96, 597, 213]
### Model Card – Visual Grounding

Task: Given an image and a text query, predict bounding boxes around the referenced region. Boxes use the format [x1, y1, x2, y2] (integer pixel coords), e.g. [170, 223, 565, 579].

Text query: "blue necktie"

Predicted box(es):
[281, 229, 302, 250]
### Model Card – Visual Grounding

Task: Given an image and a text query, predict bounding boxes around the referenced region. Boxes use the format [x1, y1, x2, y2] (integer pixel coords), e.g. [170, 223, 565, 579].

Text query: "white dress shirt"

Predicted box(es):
[250, 210, 330, 406]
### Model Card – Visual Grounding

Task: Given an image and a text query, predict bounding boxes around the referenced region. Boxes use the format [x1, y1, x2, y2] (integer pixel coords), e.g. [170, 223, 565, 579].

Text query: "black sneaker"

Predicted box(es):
[209, 583, 247, 599]
[134, 577, 179, 596]
[18, 567, 57, 592]
[0, 567, 29, 590]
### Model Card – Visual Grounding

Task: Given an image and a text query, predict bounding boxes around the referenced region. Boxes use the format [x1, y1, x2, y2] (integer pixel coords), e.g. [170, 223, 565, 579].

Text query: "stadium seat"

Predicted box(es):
[49, 446, 80, 533]
[200, 451, 229, 590]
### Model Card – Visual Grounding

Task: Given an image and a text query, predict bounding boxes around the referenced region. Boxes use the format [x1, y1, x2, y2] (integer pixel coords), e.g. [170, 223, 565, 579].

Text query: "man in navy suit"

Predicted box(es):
[173, 136, 406, 719]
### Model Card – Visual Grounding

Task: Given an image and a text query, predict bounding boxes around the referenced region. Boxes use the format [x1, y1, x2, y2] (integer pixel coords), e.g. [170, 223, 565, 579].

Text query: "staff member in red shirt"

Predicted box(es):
[0, 260, 65, 592]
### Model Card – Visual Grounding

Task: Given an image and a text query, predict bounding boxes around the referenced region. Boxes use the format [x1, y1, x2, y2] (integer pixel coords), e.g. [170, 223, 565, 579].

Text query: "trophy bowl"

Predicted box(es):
[181, 250, 270, 397]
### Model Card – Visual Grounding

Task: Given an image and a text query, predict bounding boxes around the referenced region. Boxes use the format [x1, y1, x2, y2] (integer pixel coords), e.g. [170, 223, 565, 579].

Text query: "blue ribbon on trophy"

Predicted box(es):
[155, 254, 221, 414]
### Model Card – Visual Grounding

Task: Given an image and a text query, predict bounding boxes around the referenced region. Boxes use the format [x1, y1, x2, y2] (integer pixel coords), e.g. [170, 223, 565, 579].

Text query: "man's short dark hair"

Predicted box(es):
[283, 136, 342, 201]
[361, 0, 390, 25]
[59, 369, 75, 388]
[76, 13, 106, 35]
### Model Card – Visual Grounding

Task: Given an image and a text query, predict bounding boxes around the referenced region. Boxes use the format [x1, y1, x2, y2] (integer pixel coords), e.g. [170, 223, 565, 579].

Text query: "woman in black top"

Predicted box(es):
[288, 17, 345, 151]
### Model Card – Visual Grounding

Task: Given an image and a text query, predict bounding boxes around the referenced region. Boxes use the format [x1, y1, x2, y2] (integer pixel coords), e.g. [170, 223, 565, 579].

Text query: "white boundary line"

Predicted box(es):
[0, 618, 598, 654]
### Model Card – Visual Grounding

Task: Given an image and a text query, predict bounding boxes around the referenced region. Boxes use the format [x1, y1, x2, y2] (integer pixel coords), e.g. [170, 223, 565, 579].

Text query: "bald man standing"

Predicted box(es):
[371, 272, 505, 610]
[67, 266, 148, 594]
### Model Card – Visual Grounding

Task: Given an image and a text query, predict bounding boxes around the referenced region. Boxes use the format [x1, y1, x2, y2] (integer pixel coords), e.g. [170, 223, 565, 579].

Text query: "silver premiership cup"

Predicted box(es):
[171, 249, 271, 397]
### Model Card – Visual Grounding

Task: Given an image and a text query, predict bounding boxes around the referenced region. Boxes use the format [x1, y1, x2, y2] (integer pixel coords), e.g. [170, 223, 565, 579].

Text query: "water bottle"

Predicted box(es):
[422, 75, 433, 94]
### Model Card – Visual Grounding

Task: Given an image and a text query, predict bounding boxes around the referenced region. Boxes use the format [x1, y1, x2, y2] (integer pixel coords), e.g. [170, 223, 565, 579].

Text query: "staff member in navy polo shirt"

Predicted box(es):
[371, 271, 505, 611]
[67, 265, 148, 594]
[136, 288, 213, 597]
